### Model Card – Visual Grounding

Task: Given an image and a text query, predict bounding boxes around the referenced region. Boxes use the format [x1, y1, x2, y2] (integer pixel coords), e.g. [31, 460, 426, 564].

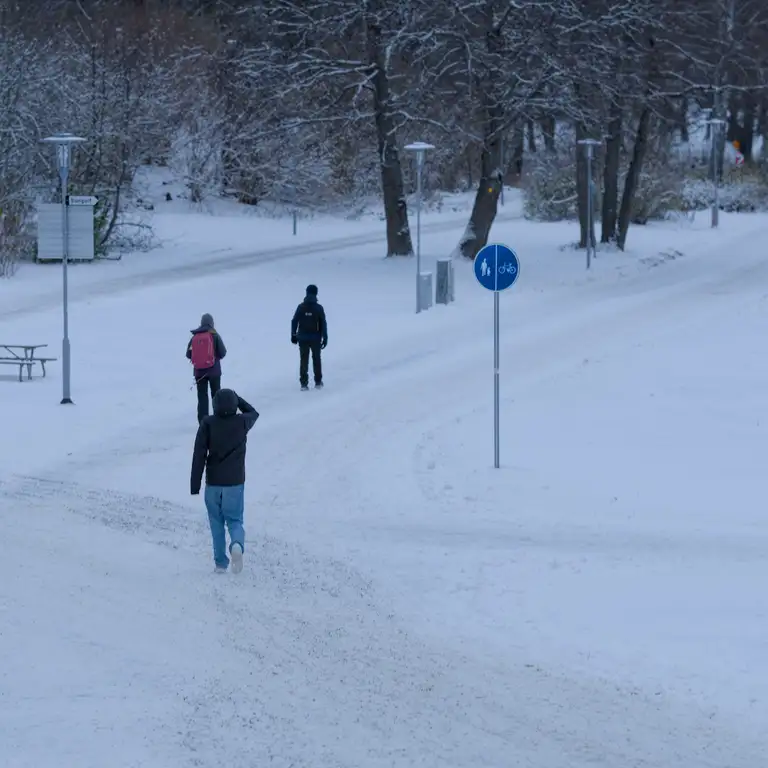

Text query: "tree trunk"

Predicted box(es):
[526, 120, 536, 152]
[726, 92, 739, 143]
[734, 91, 756, 164]
[601, 101, 622, 243]
[679, 96, 689, 142]
[616, 107, 651, 251]
[509, 123, 524, 179]
[757, 96, 767, 140]
[366, 16, 412, 257]
[457, 127, 503, 259]
[541, 115, 556, 152]
[744, 95, 756, 163]
[457, 6, 505, 259]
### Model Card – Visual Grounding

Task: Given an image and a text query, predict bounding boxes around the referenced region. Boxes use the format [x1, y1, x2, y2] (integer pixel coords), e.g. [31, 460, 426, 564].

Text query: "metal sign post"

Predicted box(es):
[473, 243, 520, 468]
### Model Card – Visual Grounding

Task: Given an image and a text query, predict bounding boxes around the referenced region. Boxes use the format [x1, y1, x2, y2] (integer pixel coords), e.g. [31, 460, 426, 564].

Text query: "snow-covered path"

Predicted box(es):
[2, 215, 767, 766]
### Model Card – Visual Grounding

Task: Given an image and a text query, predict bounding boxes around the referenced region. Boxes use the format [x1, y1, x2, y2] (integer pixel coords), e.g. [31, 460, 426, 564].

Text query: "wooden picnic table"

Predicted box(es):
[0, 344, 57, 381]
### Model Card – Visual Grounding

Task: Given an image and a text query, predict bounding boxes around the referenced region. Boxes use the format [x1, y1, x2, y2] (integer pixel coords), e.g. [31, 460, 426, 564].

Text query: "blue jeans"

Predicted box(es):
[204, 484, 245, 569]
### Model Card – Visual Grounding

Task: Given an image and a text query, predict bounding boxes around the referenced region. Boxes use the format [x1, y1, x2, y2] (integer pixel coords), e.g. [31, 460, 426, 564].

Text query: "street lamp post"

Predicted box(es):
[405, 141, 435, 313]
[706, 117, 726, 228]
[499, 134, 504, 207]
[578, 138, 601, 270]
[42, 132, 86, 405]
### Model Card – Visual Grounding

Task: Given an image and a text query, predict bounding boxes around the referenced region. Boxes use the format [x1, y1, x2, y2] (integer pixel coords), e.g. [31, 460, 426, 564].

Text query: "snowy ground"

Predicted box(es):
[1, 196, 767, 767]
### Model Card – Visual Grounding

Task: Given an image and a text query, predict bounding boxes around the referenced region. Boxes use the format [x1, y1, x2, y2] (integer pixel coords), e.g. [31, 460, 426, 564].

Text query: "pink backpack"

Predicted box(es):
[190, 332, 216, 369]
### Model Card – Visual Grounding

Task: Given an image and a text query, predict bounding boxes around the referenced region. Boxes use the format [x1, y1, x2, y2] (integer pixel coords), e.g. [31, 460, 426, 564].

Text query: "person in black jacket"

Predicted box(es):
[291, 284, 328, 390]
[191, 388, 259, 573]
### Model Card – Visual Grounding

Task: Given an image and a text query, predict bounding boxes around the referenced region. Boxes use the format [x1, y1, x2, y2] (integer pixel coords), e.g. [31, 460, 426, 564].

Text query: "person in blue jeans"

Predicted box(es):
[190, 388, 259, 573]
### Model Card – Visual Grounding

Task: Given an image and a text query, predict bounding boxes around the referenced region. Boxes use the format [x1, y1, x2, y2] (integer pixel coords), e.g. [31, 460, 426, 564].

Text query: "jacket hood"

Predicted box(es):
[191, 313, 215, 334]
[303, 294, 317, 304]
[213, 388, 238, 416]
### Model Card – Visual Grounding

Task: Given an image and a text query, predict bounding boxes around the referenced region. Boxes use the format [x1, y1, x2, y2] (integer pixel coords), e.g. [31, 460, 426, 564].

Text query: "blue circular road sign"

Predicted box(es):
[473, 243, 520, 292]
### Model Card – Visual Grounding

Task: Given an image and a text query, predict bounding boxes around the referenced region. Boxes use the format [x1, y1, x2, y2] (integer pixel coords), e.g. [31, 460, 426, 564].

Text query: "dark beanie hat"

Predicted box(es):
[306, 284, 318, 296]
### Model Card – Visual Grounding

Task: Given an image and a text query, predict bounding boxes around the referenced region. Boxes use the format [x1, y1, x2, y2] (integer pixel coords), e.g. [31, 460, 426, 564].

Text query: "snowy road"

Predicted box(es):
[0, 206, 523, 322]
[1, 216, 767, 766]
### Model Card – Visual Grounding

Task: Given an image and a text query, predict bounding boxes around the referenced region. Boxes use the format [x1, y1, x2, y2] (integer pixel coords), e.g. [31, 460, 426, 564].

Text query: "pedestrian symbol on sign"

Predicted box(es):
[473, 243, 520, 293]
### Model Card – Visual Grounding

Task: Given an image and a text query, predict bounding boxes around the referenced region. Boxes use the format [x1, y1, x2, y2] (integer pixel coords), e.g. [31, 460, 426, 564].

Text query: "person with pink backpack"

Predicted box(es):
[186, 313, 227, 424]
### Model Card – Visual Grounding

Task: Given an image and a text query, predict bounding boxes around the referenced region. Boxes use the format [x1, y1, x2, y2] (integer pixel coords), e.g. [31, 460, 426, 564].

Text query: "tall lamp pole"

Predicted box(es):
[42, 132, 86, 405]
[578, 138, 601, 270]
[405, 141, 435, 313]
[706, 117, 726, 228]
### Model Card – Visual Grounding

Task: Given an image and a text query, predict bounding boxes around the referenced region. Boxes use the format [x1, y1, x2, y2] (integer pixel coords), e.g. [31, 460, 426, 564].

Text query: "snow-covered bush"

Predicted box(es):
[682, 166, 768, 213]
[169, 114, 223, 205]
[0, 215, 19, 277]
[0, 199, 34, 276]
[630, 159, 686, 224]
[522, 150, 578, 220]
[521, 147, 761, 225]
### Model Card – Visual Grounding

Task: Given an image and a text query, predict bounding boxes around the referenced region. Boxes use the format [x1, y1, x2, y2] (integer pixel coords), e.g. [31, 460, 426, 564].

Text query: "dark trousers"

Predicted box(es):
[196, 375, 221, 423]
[299, 341, 322, 386]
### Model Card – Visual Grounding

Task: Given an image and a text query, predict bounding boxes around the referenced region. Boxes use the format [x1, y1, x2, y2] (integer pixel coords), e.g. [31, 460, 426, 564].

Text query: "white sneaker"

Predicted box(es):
[214, 566, 227, 574]
[230, 543, 243, 574]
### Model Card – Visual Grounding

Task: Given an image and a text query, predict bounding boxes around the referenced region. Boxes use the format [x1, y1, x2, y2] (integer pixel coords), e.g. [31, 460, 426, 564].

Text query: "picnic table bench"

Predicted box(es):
[0, 344, 57, 382]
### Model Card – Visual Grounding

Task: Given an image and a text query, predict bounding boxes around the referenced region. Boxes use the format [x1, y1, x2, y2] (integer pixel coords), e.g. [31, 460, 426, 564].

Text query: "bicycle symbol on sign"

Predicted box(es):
[498, 262, 517, 275]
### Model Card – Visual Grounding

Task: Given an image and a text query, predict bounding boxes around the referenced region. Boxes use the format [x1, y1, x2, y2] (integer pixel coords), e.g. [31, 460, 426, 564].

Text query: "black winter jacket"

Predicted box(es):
[291, 295, 328, 343]
[191, 389, 259, 494]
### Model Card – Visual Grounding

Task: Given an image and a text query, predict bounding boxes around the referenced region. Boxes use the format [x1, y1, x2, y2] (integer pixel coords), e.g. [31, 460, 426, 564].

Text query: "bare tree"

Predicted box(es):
[420, 0, 559, 259]
[2, 0, 768, 274]
[0, 10, 62, 265]
[244, 0, 417, 255]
